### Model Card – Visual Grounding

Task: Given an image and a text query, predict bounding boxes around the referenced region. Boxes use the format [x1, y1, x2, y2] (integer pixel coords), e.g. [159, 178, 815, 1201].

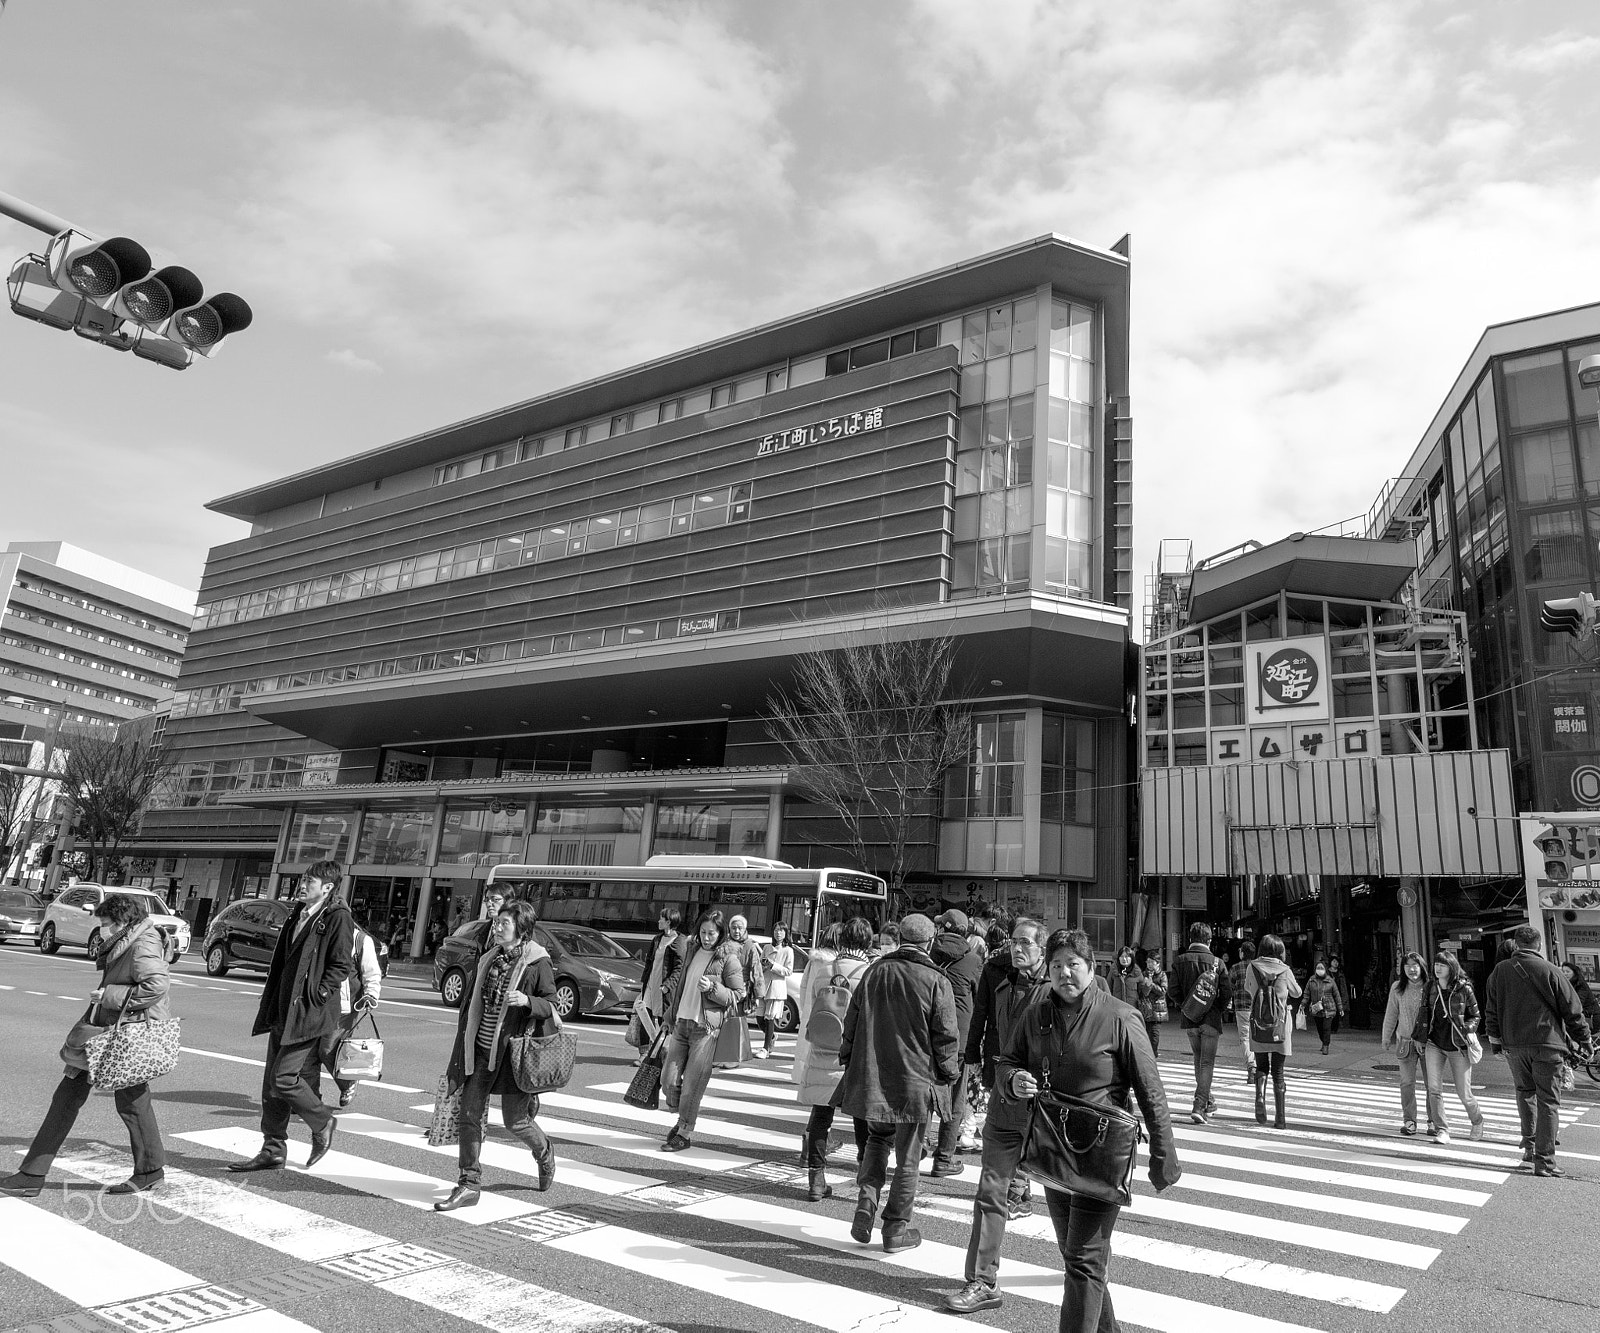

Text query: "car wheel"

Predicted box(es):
[205, 944, 230, 977]
[38, 922, 58, 954]
[776, 996, 800, 1035]
[86, 928, 103, 960]
[440, 967, 467, 1008]
[553, 979, 581, 1021]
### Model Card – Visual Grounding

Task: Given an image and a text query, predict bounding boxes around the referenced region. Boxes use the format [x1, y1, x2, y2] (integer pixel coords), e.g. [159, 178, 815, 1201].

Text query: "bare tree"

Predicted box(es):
[56, 719, 179, 884]
[767, 633, 971, 905]
[1, 766, 29, 882]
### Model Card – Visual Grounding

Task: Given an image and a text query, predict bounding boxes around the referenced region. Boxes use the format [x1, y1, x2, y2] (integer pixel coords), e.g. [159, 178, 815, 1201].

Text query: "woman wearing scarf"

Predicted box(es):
[2, 893, 171, 1197]
[659, 910, 746, 1152]
[435, 899, 559, 1211]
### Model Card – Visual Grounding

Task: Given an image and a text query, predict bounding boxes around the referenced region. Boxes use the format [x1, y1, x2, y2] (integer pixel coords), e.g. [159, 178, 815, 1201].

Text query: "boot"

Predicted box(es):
[850, 1188, 879, 1243]
[1255, 1079, 1268, 1125]
[1273, 1081, 1287, 1130]
[798, 1132, 812, 1172]
[535, 1146, 556, 1193]
[807, 1167, 833, 1202]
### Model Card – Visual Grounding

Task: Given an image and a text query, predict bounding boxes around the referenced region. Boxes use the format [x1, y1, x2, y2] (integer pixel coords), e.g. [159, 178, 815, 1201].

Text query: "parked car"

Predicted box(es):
[433, 919, 643, 1019]
[746, 933, 810, 1033]
[203, 897, 294, 975]
[0, 889, 47, 945]
[38, 884, 191, 963]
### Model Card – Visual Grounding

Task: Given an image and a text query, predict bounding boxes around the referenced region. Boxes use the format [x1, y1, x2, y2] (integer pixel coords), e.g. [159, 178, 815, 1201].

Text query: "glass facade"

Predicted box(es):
[437, 801, 527, 867]
[653, 799, 770, 857]
[355, 808, 435, 866]
[527, 802, 645, 867]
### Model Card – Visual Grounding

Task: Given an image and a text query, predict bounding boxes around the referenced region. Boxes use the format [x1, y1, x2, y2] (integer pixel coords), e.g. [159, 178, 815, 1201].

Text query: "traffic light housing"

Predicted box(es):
[1540, 593, 1599, 641]
[6, 226, 252, 369]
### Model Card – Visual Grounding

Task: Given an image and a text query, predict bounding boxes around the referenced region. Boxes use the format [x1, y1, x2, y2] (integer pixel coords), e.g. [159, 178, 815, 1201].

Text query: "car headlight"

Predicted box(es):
[590, 968, 626, 990]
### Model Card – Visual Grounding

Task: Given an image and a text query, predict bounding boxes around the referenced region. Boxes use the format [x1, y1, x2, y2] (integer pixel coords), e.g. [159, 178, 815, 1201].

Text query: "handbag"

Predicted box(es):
[84, 1013, 181, 1092]
[332, 1011, 384, 1081]
[625, 1030, 667, 1110]
[508, 1023, 578, 1094]
[1018, 1004, 1143, 1206]
[426, 1072, 491, 1147]
[60, 1015, 105, 1073]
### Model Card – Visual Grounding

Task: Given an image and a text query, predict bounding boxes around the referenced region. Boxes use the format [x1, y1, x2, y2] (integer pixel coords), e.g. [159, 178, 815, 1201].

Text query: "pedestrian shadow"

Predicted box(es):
[153, 1090, 259, 1113]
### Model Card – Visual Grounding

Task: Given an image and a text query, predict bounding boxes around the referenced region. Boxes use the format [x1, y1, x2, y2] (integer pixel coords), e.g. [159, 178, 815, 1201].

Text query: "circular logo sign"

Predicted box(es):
[1260, 648, 1319, 706]
[1571, 765, 1600, 807]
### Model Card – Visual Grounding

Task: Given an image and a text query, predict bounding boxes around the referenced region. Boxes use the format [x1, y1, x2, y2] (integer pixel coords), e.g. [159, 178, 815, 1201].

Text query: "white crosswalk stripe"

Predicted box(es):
[3, 1037, 1588, 1333]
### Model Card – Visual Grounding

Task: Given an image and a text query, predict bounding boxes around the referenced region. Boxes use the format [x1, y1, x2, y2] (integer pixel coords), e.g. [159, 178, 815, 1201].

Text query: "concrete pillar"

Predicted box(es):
[409, 877, 434, 961]
[765, 791, 783, 861]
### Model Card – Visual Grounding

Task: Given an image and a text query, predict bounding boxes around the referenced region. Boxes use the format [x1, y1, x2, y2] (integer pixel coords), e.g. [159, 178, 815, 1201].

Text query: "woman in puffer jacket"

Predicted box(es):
[2, 893, 171, 1197]
[659, 910, 746, 1153]
[1411, 951, 1485, 1145]
[1302, 961, 1344, 1055]
[791, 916, 875, 1201]
[1381, 952, 1429, 1135]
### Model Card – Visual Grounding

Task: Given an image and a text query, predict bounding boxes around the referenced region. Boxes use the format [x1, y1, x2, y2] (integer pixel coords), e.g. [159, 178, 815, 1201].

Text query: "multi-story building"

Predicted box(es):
[138, 234, 1139, 955]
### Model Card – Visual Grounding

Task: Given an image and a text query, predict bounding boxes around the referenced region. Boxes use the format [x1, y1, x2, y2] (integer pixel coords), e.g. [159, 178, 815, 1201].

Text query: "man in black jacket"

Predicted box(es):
[228, 860, 354, 1172]
[929, 909, 985, 1176]
[1169, 922, 1230, 1125]
[1485, 925, 1593, 1177]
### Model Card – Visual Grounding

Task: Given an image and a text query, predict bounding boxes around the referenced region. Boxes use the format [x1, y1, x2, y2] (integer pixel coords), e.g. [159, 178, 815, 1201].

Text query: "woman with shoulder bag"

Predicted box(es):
[2, 893, 171, 1197]
[1381, 952, 1429, 1135]
[755, 921, 795, 1059]
[659, 910, 746, 1152]
[997, 929, 1181, 1333]
[435, 900, 558, 1211]
[1303, 960, 1342, 1055]
[1411, 951, 1485, 1145]
[1245, 935, 1302, 1129]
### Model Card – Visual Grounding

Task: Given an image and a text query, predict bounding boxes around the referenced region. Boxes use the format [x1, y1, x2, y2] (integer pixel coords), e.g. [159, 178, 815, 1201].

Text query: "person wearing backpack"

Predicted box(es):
[1245, 934, 1302, 1129]
[319, 919, 384, 1109]
[1169, 922, 1231, 1124]
[1228, 941, 1258, 1084]
[791, 916, 874, 1201]
[1303, 961, 1343, 1055]
[1411, 951, 1486, 1145]
[929, 909, 985, 1176]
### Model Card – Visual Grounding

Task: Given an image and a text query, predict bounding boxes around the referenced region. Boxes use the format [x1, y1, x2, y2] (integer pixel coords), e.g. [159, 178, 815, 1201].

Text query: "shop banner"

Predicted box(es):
[1250, 636, 1331, 724]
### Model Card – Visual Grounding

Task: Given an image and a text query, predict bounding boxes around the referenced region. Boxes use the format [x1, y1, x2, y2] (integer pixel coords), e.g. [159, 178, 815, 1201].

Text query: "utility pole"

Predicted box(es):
[0, 190, 74, 238]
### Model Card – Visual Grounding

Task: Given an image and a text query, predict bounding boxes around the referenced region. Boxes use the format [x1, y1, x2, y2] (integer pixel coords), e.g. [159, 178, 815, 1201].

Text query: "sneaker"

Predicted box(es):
[882, 1226, 922, 1254]
[1533, 1162, 1565, 1178]
[1190, 1110, 1210, 1125]
[1005, 1196, 1032, 1221]
[753, 1049, 770, 1060]
[660, 1131, 692, 1153]
[1401, 1121, 1417, 1137]
[942, 1280, 1003, 1314]
[955, 1133, 978, 1152]
[338, 1086, 357, 1109]
[1469, 1121, 1485, 1142]
[850, 1191, 878, 1244]
[1431, 1128, 1451, 1145]
[1203, 1100, 1218, 1115]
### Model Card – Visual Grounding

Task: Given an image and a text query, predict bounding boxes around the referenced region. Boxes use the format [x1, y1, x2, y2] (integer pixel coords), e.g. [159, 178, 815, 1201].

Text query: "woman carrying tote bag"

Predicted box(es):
[2, 893, 172, 1197]
[434, 899, 558, 1212]
[996, 928, 1181, 1333]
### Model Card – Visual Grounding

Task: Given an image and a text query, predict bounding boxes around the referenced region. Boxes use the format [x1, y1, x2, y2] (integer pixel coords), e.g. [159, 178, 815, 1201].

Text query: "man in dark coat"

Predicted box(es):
[228, 860, 354, 1172]
[832, 912, 958, 1254]
[929, 908, 985, 1175]
[1169, 921, 1231, 1124]
[1486, 924, 1593, 1177]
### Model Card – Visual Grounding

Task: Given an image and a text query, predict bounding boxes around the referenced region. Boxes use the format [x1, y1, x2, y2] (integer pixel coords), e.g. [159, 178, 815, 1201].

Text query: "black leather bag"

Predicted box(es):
[508, 1027, 577, 1094]
[1018, 1007, 1144, 1206]
[624, 1030, 667, 1110]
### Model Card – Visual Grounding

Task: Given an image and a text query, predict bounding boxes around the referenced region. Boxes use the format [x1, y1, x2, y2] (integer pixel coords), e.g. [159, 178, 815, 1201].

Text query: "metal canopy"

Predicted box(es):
[1186, 534, 1417, 627]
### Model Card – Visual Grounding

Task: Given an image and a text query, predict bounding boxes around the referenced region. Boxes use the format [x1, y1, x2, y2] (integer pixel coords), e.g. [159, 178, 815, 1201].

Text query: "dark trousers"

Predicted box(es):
[933, 1065, 971, 1167]
[1185, 1024, 1220, 1112]
[319, 1012, 360, 1095]
[804, 1103, 867, 1168]
[21, 1069, 164, 1182]
[963, 1108, 1030, 1286]
[457, 1056, 550, 1186]
[1254, 1050, 1286, 1087]
[1143, 1017, 1160, 1056]
[1045, 1187, 1122, 1333]
[1504, 1045, 1563, 1167]
[261, 1032, 333, 1155]
[858, 1120, 925, 1232]
[1314, 1014, 1333, 1049]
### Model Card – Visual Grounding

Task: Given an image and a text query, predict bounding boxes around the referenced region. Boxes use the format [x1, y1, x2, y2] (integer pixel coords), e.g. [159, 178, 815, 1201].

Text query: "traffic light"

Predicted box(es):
[6, 226, 252, 369]
[1540, 593, 1599, 641]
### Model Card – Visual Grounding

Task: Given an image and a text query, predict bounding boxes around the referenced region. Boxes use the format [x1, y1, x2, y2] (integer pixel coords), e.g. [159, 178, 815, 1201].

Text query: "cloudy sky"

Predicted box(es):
[2, 0, 1597, 628]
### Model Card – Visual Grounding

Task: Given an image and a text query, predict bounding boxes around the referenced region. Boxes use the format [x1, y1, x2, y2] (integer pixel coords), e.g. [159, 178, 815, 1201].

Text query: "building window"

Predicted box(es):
[1044, 296, 1095, 597]
[1041, 714, 1095, 824]
[527, 803, 644, 869]
[286, 810, 356, 862]
[710, 383, 736, 409]
[654, 800, 769, 857]
[610, 412, 633, 436]
[438, 802, 526, 866]
[355, 808, 435, 866]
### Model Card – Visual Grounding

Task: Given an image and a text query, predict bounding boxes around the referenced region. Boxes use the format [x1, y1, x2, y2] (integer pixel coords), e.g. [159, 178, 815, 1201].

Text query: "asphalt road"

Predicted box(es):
[2, 940, 1598, 1333]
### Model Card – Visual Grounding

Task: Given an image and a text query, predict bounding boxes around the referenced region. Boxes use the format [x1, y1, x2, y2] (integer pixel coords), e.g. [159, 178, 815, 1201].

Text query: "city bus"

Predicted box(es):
[485, 855, 888, 949]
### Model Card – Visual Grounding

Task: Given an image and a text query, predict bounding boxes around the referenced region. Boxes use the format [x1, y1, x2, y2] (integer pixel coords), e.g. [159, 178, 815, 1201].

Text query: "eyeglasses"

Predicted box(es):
[1010, 937, 1040, 950]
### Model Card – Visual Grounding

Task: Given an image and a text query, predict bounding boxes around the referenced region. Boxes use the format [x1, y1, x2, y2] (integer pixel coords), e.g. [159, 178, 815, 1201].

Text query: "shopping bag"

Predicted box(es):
[508, 1028, 578, 1094]
[625, 1032, 666, 1110]
[1293, 1008, 1307, 1032]
[84, 1014, 182, 1092]
[426, 1072, 491, 1147]
[332, 1012, 384, 1081]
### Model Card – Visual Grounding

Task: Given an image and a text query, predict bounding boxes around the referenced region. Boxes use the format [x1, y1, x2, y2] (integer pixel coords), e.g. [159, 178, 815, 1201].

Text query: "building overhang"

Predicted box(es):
[1185, 534, 1416, 627]
[236, 596, 1132, 750]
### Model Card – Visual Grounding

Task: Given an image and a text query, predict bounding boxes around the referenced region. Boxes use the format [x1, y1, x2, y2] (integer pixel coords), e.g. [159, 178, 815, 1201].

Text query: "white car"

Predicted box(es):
[38, 883, 191, 964]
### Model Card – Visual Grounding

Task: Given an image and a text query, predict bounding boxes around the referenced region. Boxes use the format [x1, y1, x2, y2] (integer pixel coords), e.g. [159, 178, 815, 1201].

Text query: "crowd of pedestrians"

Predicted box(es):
[9, 866, 1600, 1329]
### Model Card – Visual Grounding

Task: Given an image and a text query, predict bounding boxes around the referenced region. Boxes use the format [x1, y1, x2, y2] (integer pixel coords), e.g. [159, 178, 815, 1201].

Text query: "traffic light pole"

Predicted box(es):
[0, 190, 74, 238]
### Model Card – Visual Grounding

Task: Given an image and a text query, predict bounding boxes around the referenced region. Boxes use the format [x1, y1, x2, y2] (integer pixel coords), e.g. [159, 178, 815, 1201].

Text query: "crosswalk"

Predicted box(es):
[2, 1030, 1592, 1333]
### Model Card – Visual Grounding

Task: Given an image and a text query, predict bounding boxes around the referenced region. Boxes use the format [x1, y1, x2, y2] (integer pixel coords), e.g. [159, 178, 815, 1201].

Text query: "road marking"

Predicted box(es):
[1174, 1142, 1493, 1201]
[1174, 1125, 1509, 1184]
[57, 994, 82, 1001]
[0, 1195, 206, 1305]
[1124, 1195, 1439, 1268]
[589, 1080, 811, 1123]
[536, 1091, 799, 1152]
[174, 1045, 421, 1093]
[1166, 1170, 1468, 1233]
[25, 990, 46, 995]
[535, 1114, 756, 1170]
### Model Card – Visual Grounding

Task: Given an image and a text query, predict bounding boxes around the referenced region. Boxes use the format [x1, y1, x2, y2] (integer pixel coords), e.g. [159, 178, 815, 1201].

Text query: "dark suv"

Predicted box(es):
[433, 919, 643, 1019]
[203, 898, 294, 975]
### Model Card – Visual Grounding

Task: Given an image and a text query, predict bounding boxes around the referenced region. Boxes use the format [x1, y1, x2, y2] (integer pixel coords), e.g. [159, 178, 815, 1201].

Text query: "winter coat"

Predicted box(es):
[339, 927, 384, 1015]
[791, 948, 872, 1107]
[1303, 975, 1343, 1020]
[93, 918, 171, 1026]
[1567, 972, 1600, 1029]
[1381, 980, 1427, 1056]
[831, 946, 959, 1123]
[1171, 944, 1231, 1031]
[639, 931, 688, 1013]
[448, 938, 558, 1082]
[965, 954, 1051, 1092]
[1486, 950, 1591, 1052]
[760, 943, 794, 1021]
[1413, 977, 1479, 1052]
[252, 897, 355, 1045]
[929, 929, 984, 1046]
[996, 986, 1182, 1193]
[662, 939, 746, 1032]
[1107, 963, 1149, 1013]
[1245, 957, 1302, 1056]
[733, 935, 766, 1005]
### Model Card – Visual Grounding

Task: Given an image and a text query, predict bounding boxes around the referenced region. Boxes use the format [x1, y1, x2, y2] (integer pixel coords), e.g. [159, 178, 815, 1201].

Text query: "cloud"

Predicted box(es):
[325, 348, 383, 374]
[1500, 33, 1600, 73]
